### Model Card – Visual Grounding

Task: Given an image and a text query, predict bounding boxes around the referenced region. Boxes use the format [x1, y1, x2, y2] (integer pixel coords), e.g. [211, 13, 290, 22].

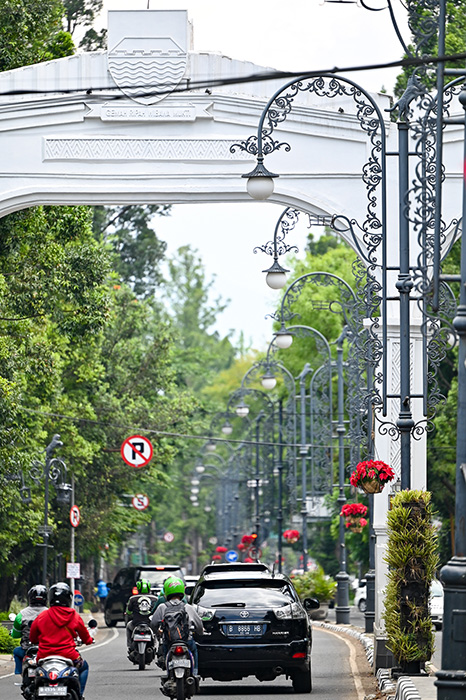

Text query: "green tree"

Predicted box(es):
[62, 0, 107, 50]
[92, 205, 170, 299]
[0, 0, 74, 71]
[163, 245, 236, 389]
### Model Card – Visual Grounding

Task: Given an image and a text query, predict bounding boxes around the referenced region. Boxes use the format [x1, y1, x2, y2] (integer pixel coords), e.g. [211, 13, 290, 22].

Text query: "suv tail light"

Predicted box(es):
[274, 603, 306, 620]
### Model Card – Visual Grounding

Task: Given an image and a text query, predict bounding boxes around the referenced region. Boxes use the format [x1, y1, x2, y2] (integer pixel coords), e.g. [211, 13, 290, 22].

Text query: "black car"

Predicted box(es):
[104, 564, 184, 627]
[191, 562, 319, 692]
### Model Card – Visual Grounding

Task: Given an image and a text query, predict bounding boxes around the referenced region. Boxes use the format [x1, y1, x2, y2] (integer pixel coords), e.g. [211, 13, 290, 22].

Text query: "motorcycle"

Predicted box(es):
[161, 642, 197, 700]
[128, 623, 155, 671]
[29, 618, 97, 700]
[20, 644, 39, 699]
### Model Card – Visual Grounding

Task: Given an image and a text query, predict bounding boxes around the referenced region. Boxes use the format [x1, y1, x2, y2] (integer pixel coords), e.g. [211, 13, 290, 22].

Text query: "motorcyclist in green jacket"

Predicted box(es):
[11, 585, 48, 675]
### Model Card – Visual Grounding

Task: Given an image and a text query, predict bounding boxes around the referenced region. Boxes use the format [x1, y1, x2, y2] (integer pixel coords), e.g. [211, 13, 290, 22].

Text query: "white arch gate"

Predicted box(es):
[0, 9, 462, 668]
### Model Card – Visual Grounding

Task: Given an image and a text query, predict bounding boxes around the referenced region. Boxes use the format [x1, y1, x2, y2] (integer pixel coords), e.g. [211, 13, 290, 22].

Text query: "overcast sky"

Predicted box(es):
[98, 0, 409, 349]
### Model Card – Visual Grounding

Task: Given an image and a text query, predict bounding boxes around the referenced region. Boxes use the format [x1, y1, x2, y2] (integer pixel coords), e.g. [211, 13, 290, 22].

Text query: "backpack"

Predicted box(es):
[162, 601, 190, 644]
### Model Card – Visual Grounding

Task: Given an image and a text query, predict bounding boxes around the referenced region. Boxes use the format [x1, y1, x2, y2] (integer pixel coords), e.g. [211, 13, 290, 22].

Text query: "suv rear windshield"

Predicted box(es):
[193, 583, 295, 608]
[142, 569, 183, 586]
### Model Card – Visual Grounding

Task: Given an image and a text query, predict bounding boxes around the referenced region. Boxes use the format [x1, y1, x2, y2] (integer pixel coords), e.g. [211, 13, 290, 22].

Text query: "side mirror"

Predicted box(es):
[88, 618, 98, 629]
[303, 597, 320, 610]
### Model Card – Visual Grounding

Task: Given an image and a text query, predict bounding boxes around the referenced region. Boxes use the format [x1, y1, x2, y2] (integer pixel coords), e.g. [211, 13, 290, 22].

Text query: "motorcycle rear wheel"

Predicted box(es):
[176, 676, 185, 700]
[138, 652, 146, 671]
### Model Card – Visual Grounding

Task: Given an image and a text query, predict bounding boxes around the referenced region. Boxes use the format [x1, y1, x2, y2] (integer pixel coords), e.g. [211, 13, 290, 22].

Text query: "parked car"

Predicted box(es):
[430, 578, 444, 630]
[354, 579, 367, 612]
[191, 561, 319, 692]
[353, 578, 444, 628]
[104, 564, 184, 627]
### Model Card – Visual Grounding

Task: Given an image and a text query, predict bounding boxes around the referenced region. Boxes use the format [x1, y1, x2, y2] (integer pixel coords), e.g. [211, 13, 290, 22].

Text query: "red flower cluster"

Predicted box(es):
[212, 554, 222, 560]
[283, 529, 300, 542]
[340, 503, 368, 518]
[237, 542, 246, 551]
[241, 534, 255, 545]
[216, 546, 228, 553]
[345, 517, 368, 529]
[244, 556, 254, 563]
[349, 460, 395, 488]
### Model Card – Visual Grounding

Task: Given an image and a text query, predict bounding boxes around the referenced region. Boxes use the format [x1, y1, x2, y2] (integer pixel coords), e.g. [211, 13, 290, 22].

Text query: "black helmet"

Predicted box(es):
[28, 585, 47, 607]
[48, 582, 72, 607]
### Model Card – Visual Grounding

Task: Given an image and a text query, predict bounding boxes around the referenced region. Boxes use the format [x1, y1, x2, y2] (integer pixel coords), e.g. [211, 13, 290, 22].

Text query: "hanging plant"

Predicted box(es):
[237, 542, 245, 551]
[241, 534, 255, 546]
[350, 460, 395, 493]
[283, 529, 300, 544]
[216, 546, 228, 553]
[383, 490, 438, 674]
[211, 554, 222, 561]
[341, 503, 368, 533]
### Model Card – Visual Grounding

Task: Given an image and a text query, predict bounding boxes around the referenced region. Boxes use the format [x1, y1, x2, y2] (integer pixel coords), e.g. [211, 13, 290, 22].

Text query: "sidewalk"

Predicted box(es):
[320, 612, 438, 700]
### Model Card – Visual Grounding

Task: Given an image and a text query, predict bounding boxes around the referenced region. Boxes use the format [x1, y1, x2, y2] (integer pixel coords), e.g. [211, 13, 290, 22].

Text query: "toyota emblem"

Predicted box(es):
[240, 610, 249, 618]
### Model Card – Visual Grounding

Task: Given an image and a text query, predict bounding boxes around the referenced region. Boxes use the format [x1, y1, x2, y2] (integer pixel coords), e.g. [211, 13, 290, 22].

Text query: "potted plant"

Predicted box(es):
[383, 490, 438, 675]
[350, 459, 395, 494]
[291, 565, 337, 620]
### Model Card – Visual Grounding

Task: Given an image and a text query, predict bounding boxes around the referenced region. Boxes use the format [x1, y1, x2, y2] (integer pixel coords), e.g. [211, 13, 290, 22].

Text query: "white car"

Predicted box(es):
[353, 578, 444, 627]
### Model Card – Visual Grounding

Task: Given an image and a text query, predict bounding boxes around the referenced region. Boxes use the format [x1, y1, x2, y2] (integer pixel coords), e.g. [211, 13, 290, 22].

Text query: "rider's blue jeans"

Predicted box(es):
[13, 647, 25, 675]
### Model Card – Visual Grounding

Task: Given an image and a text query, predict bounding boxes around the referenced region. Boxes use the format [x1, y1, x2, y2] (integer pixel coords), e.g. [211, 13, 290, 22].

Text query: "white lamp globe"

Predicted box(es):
[191, 487, 199, 494]
[190, 495, 197, 501]
[204, 505, 212, 513]
[192, 501, 199, 507]
[266, 270, 287, 289]
[195, 465, 205, 473]
[261, 374, 277, 390]
[247, 175, 274, 200]
[235, 401, 250, 418]
[206, 440, 216, 452]
[275, 332, 293, 349]
[221, 421, 233, 435]
[191, 478, 200, 486]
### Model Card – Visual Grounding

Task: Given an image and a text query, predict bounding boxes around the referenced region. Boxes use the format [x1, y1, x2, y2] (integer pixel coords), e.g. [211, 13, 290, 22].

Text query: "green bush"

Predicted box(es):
[383, 490, 438, 670]
[291, 565, 337, 602]
[0, 626, 16, 654]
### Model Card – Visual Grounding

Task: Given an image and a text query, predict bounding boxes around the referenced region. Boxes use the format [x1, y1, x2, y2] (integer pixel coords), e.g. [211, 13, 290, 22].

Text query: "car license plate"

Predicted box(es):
[223, 624, 265, 637]
[168, 658, 191, 669]
[38, 687, 67, 696]
[133, 635, 150, 641]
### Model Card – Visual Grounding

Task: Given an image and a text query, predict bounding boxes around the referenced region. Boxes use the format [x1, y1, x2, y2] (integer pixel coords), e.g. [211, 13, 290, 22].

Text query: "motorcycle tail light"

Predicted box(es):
[132, 586, 138, 594]
[173, 646, 185, 655]
[49, 672, 58, 681]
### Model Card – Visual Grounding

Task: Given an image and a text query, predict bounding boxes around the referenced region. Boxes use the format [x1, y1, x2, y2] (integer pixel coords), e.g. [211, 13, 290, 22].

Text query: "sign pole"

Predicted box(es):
[70, 475, 75, 609]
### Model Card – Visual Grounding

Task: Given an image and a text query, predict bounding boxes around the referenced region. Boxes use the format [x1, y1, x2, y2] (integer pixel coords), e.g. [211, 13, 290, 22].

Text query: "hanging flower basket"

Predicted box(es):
[283, 529, 300, 544]
[350, 460, 395, 494]
[216, 546, 228, 553]
[212, 554, 222, 560]
[237, 542, 246, 551]
[241, 534, 255, 546]
[345, 517, 368, 534]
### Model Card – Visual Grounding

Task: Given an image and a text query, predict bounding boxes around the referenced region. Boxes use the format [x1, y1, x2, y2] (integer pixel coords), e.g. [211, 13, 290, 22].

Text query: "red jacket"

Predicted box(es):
[29, 606, 93, 661]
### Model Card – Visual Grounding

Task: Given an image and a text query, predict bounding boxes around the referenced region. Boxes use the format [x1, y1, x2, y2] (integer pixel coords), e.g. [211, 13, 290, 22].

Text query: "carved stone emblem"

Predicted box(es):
[107, 10, 188, 105]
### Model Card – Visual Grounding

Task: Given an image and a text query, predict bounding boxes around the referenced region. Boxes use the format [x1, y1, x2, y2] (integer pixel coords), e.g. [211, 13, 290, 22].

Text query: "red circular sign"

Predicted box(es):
[132, 493, 149, 511]
[70, 505, 80, 528]
[121, 435, 153, 468]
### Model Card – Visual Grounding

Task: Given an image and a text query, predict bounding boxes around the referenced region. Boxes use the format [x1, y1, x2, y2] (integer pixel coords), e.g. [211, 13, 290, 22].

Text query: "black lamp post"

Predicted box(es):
[334, 329, 350, 624]
[27, 434, 69, 585]
[435, 84, 466, 700]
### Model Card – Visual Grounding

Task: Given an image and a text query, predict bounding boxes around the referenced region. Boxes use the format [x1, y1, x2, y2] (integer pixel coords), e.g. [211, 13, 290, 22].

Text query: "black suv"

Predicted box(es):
[104, 564, 184, 627]
[191, 562, 319, 692]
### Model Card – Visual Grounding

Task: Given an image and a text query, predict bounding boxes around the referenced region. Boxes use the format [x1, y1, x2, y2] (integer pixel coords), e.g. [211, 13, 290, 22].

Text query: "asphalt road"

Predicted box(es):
[0, 621, 371, 700]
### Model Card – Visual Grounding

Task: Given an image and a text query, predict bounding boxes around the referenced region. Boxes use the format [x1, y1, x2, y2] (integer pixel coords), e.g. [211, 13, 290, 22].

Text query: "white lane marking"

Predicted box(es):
[0, 628, 119, 680]
[317, 626, 366, 700]
[81, 627, 119, 653]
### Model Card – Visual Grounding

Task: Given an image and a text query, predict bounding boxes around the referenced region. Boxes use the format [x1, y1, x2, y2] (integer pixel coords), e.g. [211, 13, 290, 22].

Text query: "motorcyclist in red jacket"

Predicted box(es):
[29, 582, 94, 697]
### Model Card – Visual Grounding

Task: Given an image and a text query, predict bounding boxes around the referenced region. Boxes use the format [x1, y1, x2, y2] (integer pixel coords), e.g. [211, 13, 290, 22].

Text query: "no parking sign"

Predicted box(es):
[121, 435, 153, 468]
